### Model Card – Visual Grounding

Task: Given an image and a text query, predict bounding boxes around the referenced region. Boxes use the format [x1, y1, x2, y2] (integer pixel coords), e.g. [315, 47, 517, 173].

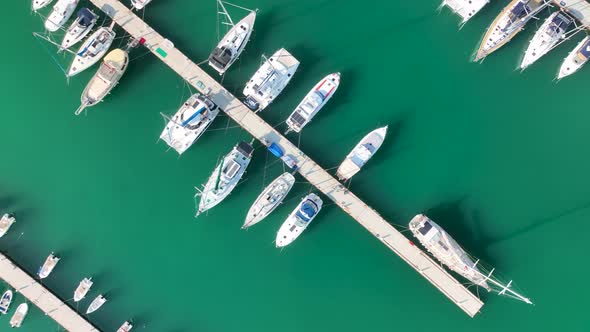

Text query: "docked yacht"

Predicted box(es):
[440, 0, 489, 24]
[86, 295, 107, 314]
[76, 48, 129, 115]
[60, 8, 98, 50]
[208, 11, 256, 74]
[160, 94, 219, 155]
[521, 12, 572, 70]
[243, 172, 295, 229]
[475, 0, 548, 61]
[68, 26, 116, 77]
[285, 73, 340, 134]
[243, 48, 299, 111]
[0, 290, 12, 315]
[197, 141, 254, 216]
[33, 0, 54, 11]
[117, 321, 133, 332]
[0, 213, 16, 238]
[336, 126, 387, 181]
[276, 193, 322, 247]
[74, 277, 93, 302]
[131, 0, 152, 10]
[37, 253, 60, 279]
[44, 0, 79, 32]
[9, 303, 28, 328]
[558, 36, 590, 79]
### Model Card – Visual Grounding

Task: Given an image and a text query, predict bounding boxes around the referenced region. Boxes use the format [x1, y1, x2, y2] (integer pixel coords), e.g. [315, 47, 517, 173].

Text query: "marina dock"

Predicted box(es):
[0, 252, 99, 332]
[88, 0, 484, 317]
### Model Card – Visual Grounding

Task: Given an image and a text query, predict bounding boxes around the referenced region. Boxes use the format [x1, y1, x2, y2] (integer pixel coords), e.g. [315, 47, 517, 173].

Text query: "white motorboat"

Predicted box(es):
[86, 295, 107, 314]
[68, 26, 116, 77]
[208, 9, 256, 74]
[440, 0, 489, 24]
[336, 126, 387, 181]
[0, 213, 16, 238]
[76, 48, 129, 115]
[521, 11, 572, 70]
[44, 0, 79, 32]
[243, 48, 299, 111]
[558, 36, 590, 79]
[196, 141, 254, 216]
[275, 193, 322, 247]
[9, 303, 28, 328]
[117, 321, 133, 332]
[60, 8, 98, 50]
[37, 253, 60, 279]
[475, 0, 548, 61]
[285, 73, 340, 134]
[131, 0, 152, 10]
[0, 290, 12, 315]
[243, 172, 295, 229]
[33, 0, 54, 11]
[160, 94, 219, 155]
[74, 277, 93, 302]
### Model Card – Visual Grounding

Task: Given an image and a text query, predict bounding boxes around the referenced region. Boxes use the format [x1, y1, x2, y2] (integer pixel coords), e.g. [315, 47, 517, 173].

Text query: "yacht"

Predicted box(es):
[32, 0, 54, 11]
[475, 0, 548, 61]
[0, 290, 12, 315]
[285, 73, 340, 134]
[521, 11, 572, 70]
[160, 94, 219, 155]
[74, 277, 93, 302]
[440, 0, 489, 24]
[68, 26, 116, 77]
[275, 193, 322, 247]
[76, 48, 129, 115]
[117, 321, 133, 332]
[243, 172, 295, 229]
[208, 11, 256, 74]
[336, 126, 387, 181]
[60, 8, 98, 50]
[86, 295, 107, 314]
[131, 0, 152, 10]
[243, 48, 299, 111]
[37, 253, 60, 279]
[196, 141, 254, 216]
[44, 0, 79, 32]
[558, 36, 590, 79]
[0, 213, 16, 238]
[9, 303, 28, 328]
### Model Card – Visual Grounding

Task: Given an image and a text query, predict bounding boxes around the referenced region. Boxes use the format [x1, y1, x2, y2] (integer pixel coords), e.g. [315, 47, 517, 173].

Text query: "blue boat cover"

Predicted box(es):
[268, 142, 284, 158]
[510, 2, 528, 19]
[77, 8, 95, 27]
[580, 40, 590, 57]
[296, 200, 317, 222]
[181, 105, 206, 127]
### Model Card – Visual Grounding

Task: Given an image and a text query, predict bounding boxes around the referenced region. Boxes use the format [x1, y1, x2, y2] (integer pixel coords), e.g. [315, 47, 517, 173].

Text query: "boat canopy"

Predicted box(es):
[77, 8, 95, 26]
[297, 200, 318, 222]
[508, 2, 529, 24]
[268, 142, 284, 158]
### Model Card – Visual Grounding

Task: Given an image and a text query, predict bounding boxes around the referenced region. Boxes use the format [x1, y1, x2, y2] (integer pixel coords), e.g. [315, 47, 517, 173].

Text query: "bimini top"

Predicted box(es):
[506, 1, 530, 28]
[548, 13, 572, 36]
[297, 200, 318, 222]
[77, 8, 95, 26]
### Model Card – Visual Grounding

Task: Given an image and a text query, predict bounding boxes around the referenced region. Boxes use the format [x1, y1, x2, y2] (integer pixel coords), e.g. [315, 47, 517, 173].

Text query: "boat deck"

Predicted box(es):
[0, 253, 100, 332]
[88, 0, 484, 317]
[554, 0, 590, 27]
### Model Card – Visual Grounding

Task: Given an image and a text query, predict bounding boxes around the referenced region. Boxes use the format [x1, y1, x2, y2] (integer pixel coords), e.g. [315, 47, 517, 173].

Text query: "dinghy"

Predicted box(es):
[336, 126, 387, 181]
[275, 193, 322, 247]
[45, 0, 79, 32]
[68, 26, 116, 77]
[0, 290, 12, 315]
[61, 8, 98, 50]
[117, 321, 133, 332]
[86, 295, 107, 314]
[243, 172, 295, 228]
[0, 213, 16, 238]
[38, 253, 60, 279]
[9, 303, 28, 328]
[74, 277, 93, 302]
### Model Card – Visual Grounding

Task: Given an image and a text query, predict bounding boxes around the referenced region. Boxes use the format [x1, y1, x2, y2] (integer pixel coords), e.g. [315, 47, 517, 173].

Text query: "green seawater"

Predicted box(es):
[1, 0, 587, 330]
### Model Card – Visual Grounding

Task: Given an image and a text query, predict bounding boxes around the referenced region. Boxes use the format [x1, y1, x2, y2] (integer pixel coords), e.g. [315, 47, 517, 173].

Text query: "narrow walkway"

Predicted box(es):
[88, 0, 484, 317]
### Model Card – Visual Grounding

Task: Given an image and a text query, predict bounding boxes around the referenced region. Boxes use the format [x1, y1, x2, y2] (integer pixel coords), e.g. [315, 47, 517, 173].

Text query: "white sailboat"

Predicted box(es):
[67, 26, 116, 77]
[243, 172, 295, 229]
[131, 0, 152, 10]
[117, 321, 133, 332]
[160, 94, 219, 155]
[208, 2, 256, 75]
[558, 36, 590, 79]
[0, 213, 16, 238]
[336, 126, 387, 181]
[275, 193, 322, 247]
[440, 0, 489, 24]
[0, 290, 12, 315]
[86, 294, 107, 314]
[44, 0, 79, 32]
[196, 141, 254, 216]
[9, 303, 28, 328]
[37, 253, 60, 279]
[76, 48, 129, 115]
[33, 0, 54, 11]
[60, 8, 98, 50]
[74, 277, 93, 302]
[243, 48, 299, 111]
[521, 11, 573, 70]
[285, 73, 340, 134]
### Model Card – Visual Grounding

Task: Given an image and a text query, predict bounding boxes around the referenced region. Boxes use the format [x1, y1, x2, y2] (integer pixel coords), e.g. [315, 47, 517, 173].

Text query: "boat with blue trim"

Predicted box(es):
[68, 26, 116, 77]
[60, 8, 98, 50]
[0, 290, 12, 315]
[38, 253, 60, 279]
[521, 11, 572, 70]
[558, 35, 590, 79]
[275, 193, 322, 247]
[0, 214, 16, 238]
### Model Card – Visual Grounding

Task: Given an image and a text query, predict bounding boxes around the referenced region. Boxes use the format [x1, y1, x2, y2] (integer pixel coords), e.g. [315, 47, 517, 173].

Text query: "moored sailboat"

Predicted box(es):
[336, 126, 387, 181]
[558, 36, 590, 79]
[74, 277, 93, 302]
[521, 11, 572, 70]
[60, 8, 98, 50]
[9, 303, 28, 328]
[0, 213, 16, 238]
[275, 193, 322, 247]
[0, 290, 12, 315]
[68, 26, 116, 77]
[44, 0, 79, 32]
[86, 294, 107, 314]
[37, 253, 60, 279]
[243, 172, 295, 228]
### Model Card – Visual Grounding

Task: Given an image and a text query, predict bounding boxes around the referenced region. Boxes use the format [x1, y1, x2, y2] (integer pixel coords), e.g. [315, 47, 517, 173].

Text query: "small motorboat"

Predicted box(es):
[117, 321, 133, 332]
[9, 303, 28, 328]
[0, 290, 13, 315]
[37, 253, 60, 279]
[243, 172, 295, 228]
[74, 277, 93, 302]
[208, 10, 256, 74]
[86, 294, 107, 314]
[32, 0, 54, 11]
[131, 0, 152, 10]
[0, 213, 16, 238]
[44, 0, 79, 32]
[275, 193, 323, 247]
[336, 126, 387, 181]
[60, 8, 98, 50]
[558, 36, 590, 79]
[67, 26, 116, 77]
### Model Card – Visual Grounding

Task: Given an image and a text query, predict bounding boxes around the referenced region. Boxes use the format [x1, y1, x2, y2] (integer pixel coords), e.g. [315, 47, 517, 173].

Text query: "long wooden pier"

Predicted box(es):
[87, 0, 484, 317]
[0, 253, 100, 331]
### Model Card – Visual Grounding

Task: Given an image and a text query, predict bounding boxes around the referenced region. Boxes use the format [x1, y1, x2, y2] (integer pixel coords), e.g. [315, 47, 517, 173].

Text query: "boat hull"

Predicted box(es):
[0, 214, 16, 238]
[60, 9, 98, 50]
[45, 0, 79, 32]
[336, 126, 387, 181]
[208, 11, 256, 74]
[10, 303, 28, 328]
[521, 12, 571, 70]
[558, 36, 590, 79]
[0, 290, 12, 315]
[243, 172, 295, 228]
[275, 193, 322, 247]
[33, 0, 54, 11]
[37, 254, 60, 279]
[68, 27, 116, 77]
[442, 0, 489, 24]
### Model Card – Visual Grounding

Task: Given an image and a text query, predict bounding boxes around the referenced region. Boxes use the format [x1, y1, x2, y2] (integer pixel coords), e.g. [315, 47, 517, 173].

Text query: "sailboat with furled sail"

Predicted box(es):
[60, 8, 98, 50]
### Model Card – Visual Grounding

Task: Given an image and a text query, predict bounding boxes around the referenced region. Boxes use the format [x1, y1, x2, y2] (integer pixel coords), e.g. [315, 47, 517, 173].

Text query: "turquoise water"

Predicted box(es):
[1, 0, 588, 331]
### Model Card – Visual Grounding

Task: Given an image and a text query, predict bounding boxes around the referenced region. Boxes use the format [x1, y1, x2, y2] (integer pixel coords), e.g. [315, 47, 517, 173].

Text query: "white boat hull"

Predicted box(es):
[0, 290, 12, 315]
[0, 214, 16, 238]
[521, 12, 571, 70]
[10, 303, 28, 328]
[60, 9, 97, 50]
[131, 0, 152, 10]
[558, 36, 590, 79]
[68, 27, 116, 77]
[45, 0, 79, 32]
[74, 278, 93, 302]
[209, 11, 256, 74]
[243, 172, 295, 228]
[275, 193, 322, 247]
[441, 0, 489, 23]
[86, 295, 106, 314]
[117, 321, 133, 332]
[336, 126, 387, 181]
[37, 253, 60, 279]
[32, 0, 54, 11]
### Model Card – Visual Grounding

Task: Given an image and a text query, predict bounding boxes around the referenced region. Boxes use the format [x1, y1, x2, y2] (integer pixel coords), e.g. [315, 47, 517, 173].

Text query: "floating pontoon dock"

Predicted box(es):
[88, 0, 484, 317]
[0, 253, 100, 331]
